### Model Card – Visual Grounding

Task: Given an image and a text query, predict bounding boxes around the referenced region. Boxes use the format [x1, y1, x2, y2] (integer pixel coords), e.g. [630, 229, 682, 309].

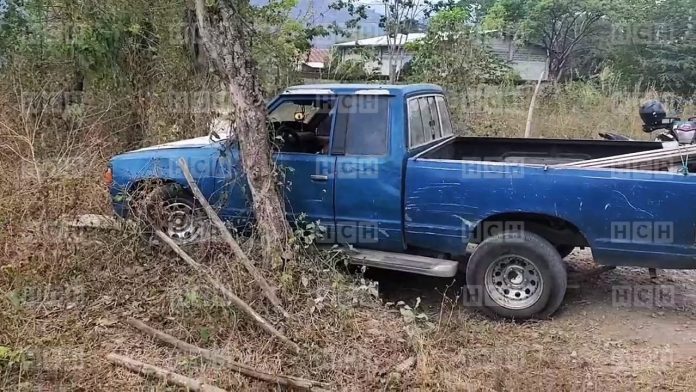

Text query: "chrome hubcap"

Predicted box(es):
[162, 202, 202, 243]
[485, 255, 544, 309]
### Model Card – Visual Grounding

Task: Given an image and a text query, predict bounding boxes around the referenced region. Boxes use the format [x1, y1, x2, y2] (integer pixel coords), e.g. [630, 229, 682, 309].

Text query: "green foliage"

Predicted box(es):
[326, 50, 373, 82]
[290, 213, 328, 250]
[407, 7, 518, 89]
[0, 0, 328, 150]
[482, 0, 620, 80]
[0, 1, 30, 56]
[0, 345, 27, 370]
[2, 1, 166, 80]
[482, 0, 527, 36]
[254, 0, 315, 94]
[607, 0, 696, 95]
[611, 43, 696, 96]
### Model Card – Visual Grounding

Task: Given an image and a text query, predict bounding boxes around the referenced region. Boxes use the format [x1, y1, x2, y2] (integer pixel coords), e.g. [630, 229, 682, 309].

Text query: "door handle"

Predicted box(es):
[310, 174, 329, 182]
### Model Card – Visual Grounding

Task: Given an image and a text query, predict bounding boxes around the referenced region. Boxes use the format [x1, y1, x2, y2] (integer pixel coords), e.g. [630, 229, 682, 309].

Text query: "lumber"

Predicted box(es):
[555, 144, 696, 170]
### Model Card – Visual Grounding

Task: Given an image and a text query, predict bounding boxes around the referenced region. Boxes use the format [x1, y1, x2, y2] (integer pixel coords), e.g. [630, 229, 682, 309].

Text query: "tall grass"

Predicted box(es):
[449, 80, 696, 140]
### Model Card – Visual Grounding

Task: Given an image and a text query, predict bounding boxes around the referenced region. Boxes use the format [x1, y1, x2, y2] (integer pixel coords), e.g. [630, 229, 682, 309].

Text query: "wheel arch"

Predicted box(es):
[472, 212, 590, 249]
[124, 178, 194, 214]
[127, 178, 191, 196]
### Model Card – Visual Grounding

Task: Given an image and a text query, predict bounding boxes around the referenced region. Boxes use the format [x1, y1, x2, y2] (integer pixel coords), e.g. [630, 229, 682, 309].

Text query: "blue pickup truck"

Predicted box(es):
[107, 83, 696, 320]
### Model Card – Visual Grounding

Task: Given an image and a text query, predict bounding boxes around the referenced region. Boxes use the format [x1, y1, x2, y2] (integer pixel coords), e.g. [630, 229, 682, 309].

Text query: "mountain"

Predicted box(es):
[252, 0, 385, 47]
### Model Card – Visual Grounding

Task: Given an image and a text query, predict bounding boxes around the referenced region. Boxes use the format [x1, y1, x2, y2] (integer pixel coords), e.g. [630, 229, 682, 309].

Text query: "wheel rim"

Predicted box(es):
[485, 255, 544, 310]
[161, 201, 203, 243]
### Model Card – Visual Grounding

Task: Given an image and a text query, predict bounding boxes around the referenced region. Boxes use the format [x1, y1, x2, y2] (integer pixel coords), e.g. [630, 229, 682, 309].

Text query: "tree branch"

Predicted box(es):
[126, 319, 328, 391]
[177, 158, 289, 319]
[154, 229, 300, 354]
[107, 353, 226, 392]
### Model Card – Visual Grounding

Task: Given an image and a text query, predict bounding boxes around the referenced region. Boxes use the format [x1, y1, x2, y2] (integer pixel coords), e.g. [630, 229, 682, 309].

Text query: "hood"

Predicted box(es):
[124, 131, 234, 154]
[109, 131, 240, 190]
[130, 135, 218, 153]
[126, 119, 235, 153]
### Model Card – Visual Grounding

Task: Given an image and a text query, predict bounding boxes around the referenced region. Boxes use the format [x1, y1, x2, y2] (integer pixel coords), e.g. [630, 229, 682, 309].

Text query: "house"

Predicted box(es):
[333, 33, 426, 78]
[298, 48, 331, 77]
[332, 33, 549, 82]
[487, 37, 549, 81]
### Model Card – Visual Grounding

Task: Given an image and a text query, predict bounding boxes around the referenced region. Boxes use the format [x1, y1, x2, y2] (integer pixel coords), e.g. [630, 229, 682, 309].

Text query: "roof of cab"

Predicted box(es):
[282, 83, 443, 96]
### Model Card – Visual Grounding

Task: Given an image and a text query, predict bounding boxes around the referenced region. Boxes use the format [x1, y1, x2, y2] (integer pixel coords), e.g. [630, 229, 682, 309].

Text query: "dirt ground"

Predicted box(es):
[5, 240, 696, 391]
[368, 248, 696, 389]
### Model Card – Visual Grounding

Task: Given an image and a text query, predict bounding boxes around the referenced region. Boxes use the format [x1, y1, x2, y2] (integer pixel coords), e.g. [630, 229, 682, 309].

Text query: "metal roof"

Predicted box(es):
[333, 33, 426, 47]
[283, 83, 443, 96]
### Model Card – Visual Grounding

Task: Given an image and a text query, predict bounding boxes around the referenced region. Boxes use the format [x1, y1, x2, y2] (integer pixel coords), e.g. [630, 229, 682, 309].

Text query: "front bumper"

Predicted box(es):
[109, 187, 130, 219]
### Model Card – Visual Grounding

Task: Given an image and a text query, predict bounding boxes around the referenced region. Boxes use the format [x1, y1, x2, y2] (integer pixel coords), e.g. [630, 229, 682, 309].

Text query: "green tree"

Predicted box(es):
[253, 0, 324, 94]
[407, 7, 517, 89]
[482, 0, 527, 37]
[608, 0, 696, 95]
[483, 0, 621, 81]
[331, 0, 443, 82]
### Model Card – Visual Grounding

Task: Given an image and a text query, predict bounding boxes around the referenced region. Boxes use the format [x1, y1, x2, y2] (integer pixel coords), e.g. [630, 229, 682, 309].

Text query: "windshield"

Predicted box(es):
[269, 100, 324, 124]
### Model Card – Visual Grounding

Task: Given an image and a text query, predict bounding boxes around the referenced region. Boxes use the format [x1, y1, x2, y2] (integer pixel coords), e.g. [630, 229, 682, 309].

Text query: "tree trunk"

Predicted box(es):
[193, 0, 290, 265]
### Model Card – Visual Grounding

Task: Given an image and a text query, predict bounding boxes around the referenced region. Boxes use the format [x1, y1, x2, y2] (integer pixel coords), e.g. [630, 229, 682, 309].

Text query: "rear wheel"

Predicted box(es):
[466, 231, 567, 320]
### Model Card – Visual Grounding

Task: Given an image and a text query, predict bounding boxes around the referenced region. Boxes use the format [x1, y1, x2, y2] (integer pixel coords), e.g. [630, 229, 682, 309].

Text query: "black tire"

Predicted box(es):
[465, 231, 567, 320]
[556, 245, 575, 259]
[131, 183, 208, 245]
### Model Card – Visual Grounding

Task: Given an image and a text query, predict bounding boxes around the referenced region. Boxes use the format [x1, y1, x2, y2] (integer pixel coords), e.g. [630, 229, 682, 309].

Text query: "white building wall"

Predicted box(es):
[513, 60, 549, 81]
[335, 36, 549, 81]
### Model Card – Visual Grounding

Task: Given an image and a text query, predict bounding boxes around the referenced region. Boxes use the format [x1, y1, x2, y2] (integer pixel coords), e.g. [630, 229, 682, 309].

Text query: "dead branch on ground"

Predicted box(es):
[154, 230, 300, 354]
[126, 318, 329, 391]
[106, 353, 226, 392]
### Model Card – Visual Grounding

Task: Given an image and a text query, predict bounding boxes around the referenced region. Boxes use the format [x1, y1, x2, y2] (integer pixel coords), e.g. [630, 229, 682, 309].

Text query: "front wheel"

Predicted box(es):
[465, 231, 567, 320]
[132, 183, 209, 245]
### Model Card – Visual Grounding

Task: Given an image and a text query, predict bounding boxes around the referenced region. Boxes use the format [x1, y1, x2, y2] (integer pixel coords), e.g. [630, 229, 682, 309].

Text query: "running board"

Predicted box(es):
[345, 248, 459, 277]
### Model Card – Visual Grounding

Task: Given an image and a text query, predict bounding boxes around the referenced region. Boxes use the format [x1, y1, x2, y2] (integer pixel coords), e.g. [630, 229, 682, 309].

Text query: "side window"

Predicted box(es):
[436, 96, 454, 136]
[427, 96, 442, 139]
[408, 98, 426, 147]
[268, 98, 335, 154]
[334, 96, 390, 156]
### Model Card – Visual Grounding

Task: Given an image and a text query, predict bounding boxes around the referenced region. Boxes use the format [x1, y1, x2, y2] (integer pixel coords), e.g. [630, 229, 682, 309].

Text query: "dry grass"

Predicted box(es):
[3, 81, 696, 391]
[450, 82, 696, 140]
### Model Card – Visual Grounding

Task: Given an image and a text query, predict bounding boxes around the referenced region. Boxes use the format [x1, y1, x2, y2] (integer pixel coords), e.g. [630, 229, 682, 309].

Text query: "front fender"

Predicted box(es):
[109, 147, 238, 216]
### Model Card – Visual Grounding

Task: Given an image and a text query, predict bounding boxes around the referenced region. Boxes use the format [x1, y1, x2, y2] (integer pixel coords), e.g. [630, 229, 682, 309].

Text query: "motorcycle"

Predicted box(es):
[598, 100, 696, 144]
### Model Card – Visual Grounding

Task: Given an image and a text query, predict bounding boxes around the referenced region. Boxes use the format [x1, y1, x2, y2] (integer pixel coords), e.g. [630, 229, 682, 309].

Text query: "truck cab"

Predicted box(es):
[266, 84, 454, 253]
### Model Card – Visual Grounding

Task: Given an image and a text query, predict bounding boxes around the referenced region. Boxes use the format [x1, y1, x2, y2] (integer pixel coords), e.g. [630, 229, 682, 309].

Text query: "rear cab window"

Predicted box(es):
[407, 94, 454, 149]
[408, 99, 426, 146]
[436, 96, 453, 137]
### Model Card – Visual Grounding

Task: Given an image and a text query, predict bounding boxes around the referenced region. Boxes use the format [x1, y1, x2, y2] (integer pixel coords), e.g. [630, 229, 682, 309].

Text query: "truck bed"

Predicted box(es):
[420, 137, 663, 165]
[405, 140, 696, 269]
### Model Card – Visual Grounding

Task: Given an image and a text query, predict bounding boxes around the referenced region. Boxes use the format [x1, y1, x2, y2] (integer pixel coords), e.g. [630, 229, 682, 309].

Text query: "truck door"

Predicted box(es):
[269, 96, 337, 237]
[331, 94, 404, 251]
